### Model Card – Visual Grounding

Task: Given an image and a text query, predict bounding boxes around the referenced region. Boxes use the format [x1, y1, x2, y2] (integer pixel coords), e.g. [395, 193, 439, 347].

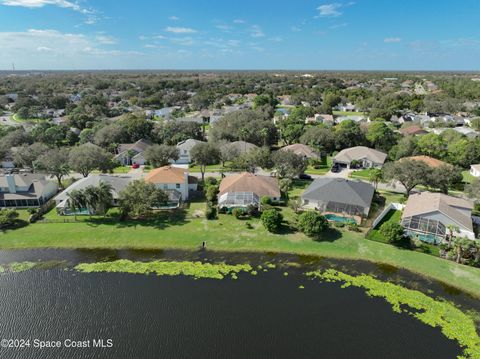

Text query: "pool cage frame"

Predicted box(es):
[320, 201, 366, 218]
[401, 215, 446, 243]
[218, 192, 260, 209]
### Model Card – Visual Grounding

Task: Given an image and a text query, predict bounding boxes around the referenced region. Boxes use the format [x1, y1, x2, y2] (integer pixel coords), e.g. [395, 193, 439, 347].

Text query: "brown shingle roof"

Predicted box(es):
[402, 192, 473, 231]
[219, 172, 280, 198]
[280, 144, 319, 158]
[399, 126, 428, 136]
[402, 156, 451, 168]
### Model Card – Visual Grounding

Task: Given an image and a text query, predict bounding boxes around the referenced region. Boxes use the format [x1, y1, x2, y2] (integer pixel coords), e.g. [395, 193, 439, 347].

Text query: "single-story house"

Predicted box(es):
[336, 103, 356, 112]
[335, 116, 367, 124]
[114, 139, 152, 166]
[301, 178, 375, 223]
[305, 114, 334, 125]
[401, 192, 475, 243]
[470, 164, 480, 177]
[144, 166, 197, 206]
[0, 173, 58, 208]
[229, 141, 258, 155]
[333, 146, 387, 169]
[399, 125, 428, 136]
[402, 155, 451, 168]
[54, 174, 136, 214]
[174, 139, 206, 164]
[218, 172, 280, 209]
[279, 144, 319, 159]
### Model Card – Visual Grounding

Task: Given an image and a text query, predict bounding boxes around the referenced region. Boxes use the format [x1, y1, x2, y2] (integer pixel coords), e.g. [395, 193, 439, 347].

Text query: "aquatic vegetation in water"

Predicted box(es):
[9, 262, 37, 272]
[74, 260, 253, 280]
[306, 269, 480, 359]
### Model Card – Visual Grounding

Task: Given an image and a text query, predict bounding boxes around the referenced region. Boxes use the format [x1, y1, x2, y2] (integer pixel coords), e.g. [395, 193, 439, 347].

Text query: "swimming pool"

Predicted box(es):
[324, 214, 357, 224]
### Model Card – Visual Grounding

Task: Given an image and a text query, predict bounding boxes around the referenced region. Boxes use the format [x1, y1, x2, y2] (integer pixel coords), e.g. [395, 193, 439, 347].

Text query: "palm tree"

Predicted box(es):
[451, 237, 472, 263]
[83, 186, 99, 218]
[368, 168, 383, 190]
[446, 224, 460, 247]
[66, 189, 86, 221]
[96, 182, 113, 216]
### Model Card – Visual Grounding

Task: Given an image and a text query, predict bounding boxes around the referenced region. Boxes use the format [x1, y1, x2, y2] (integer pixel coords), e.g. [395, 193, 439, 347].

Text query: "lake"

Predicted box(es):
[0, 249, 472, 358]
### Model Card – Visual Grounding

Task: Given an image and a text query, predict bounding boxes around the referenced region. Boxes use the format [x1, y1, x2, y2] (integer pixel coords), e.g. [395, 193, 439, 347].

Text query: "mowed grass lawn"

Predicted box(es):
[1, 203, 480, 296]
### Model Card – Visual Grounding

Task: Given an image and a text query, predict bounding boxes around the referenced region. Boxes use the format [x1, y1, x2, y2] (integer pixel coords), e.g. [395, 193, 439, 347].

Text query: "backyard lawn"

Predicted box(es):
[332, 111, 366, 116]
[463, 170, 475, 184]
[305, 156, 333, 175]
[1, 201, 480, 296]
[349, 168, 375, 180]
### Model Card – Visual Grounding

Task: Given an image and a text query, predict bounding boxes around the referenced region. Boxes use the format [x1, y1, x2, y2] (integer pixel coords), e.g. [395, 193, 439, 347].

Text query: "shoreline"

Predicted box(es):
[1, 243, 480, 299]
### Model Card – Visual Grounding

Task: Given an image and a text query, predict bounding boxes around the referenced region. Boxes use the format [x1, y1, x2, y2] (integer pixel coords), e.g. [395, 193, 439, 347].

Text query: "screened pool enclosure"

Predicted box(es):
[401, 216, 446, 244]
[218, 192, 260, 209]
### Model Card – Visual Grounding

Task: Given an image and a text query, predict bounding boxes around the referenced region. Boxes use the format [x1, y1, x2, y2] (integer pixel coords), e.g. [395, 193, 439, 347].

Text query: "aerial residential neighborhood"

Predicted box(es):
[1, 1, 480, 357]
[1, 70, 480, 270]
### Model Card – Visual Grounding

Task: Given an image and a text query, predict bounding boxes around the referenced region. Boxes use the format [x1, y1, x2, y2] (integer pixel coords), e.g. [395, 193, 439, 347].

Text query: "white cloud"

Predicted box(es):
[165, 26, 197, 34]
[290, 26, 301, 32]
[1, 0, 80, 10]
[233, 19, 245, 24]
[269, 36, 283, 42]
[169, 15, 179, 20]
[0, 29, 140, 69]
[329, 22, 347, 29]
[249, 25, 264, 38]
[215, 24, 232, 31]
[1, 0, 100, 24]
[384, 37, 401, 43]
[170, 37, 195, 46]
[316, 2, 354, 18]
[96, 35, 117, 45]
[317, 3, 343, 17]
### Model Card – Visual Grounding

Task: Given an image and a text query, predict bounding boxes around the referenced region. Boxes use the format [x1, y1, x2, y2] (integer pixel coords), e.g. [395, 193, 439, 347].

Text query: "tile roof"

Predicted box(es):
[219, 172, 280, 198]
[145, 166, 187, 184]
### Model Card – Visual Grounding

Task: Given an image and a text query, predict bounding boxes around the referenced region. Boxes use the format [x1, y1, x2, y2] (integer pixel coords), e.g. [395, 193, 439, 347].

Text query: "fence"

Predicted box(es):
[371, 202, 404, 229]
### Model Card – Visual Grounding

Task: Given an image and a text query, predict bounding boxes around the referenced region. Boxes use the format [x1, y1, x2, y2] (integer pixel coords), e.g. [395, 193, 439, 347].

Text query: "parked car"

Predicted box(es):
[331, 165, 341, 173]
[131, 163, 140, 169]
[299, 173, 313, 180]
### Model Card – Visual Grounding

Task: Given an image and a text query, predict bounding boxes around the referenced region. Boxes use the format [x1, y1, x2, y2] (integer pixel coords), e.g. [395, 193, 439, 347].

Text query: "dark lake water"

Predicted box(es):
[0, 252, 466, 359]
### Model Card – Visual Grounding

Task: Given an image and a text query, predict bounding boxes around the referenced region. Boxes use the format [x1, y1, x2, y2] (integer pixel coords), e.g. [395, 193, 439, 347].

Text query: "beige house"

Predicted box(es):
[0, 174, 58, 208]
[333, 146, 387, 169]
[401, 192, 475, 243]
[218, 172, 280, 209]
[279, 144, 319, 159]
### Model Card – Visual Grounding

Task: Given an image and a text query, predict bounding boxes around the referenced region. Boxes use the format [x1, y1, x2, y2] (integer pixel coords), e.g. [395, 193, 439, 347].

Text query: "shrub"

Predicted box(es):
[260, 196, 272, 206]
[347, 222, 360, 232]
[205, 185, 219, 203]
[245, 204, 259, 217]
[298, 211, 329, 237]
[379, 222, 404, 243]
[232, 207, 244, 219]
[333, 221, 345, 228]
[204, 177, 218, 187]
[261, 209, 283, 232]
[205, 203, 217, 220]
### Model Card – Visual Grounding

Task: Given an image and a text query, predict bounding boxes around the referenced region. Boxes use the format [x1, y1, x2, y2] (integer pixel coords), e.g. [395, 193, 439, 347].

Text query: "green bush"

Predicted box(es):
[379, 222, 404, 243]
[205, 203, 217, 220]
[347, 222, 360, 232]
[298, 211, 329, 237]
[204, 177, 217, 187]
[260, 196, 272, 206]
[232, 207, 244, 219]
[261, 209, 283, 232]
[205, 185, 219, 203]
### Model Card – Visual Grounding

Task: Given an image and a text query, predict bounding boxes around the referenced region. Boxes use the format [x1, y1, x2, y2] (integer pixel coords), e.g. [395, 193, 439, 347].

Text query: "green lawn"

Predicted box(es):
[332, 111, 366, 116]
[463, 170, 475, 184]
[12, 113, 44, 123]
[349, 168, 374, 180]
[188, 163, 236, 174]
[1, 202, 480, 296]
[305, 156, 333, 175]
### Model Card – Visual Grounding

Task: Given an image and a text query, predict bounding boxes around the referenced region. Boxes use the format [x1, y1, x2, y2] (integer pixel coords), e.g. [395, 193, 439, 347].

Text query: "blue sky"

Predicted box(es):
[0, 0, 479, 70]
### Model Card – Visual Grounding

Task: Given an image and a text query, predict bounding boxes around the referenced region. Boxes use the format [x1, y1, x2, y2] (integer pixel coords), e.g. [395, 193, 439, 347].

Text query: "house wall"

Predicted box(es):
[173, 147, 192, 164]
[153, 182, 188, 200]
[470, 167, 480, 177]
[41, 182, 59, 201]
[421, 211, 475, 240]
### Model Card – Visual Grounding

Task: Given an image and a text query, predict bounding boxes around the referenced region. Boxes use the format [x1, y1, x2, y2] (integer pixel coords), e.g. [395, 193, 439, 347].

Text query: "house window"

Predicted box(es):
[184, 150, 187, 154]
[176, 183, 180, 189]
[163, 185, 168, 190]
[304, 199, 309, 205]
